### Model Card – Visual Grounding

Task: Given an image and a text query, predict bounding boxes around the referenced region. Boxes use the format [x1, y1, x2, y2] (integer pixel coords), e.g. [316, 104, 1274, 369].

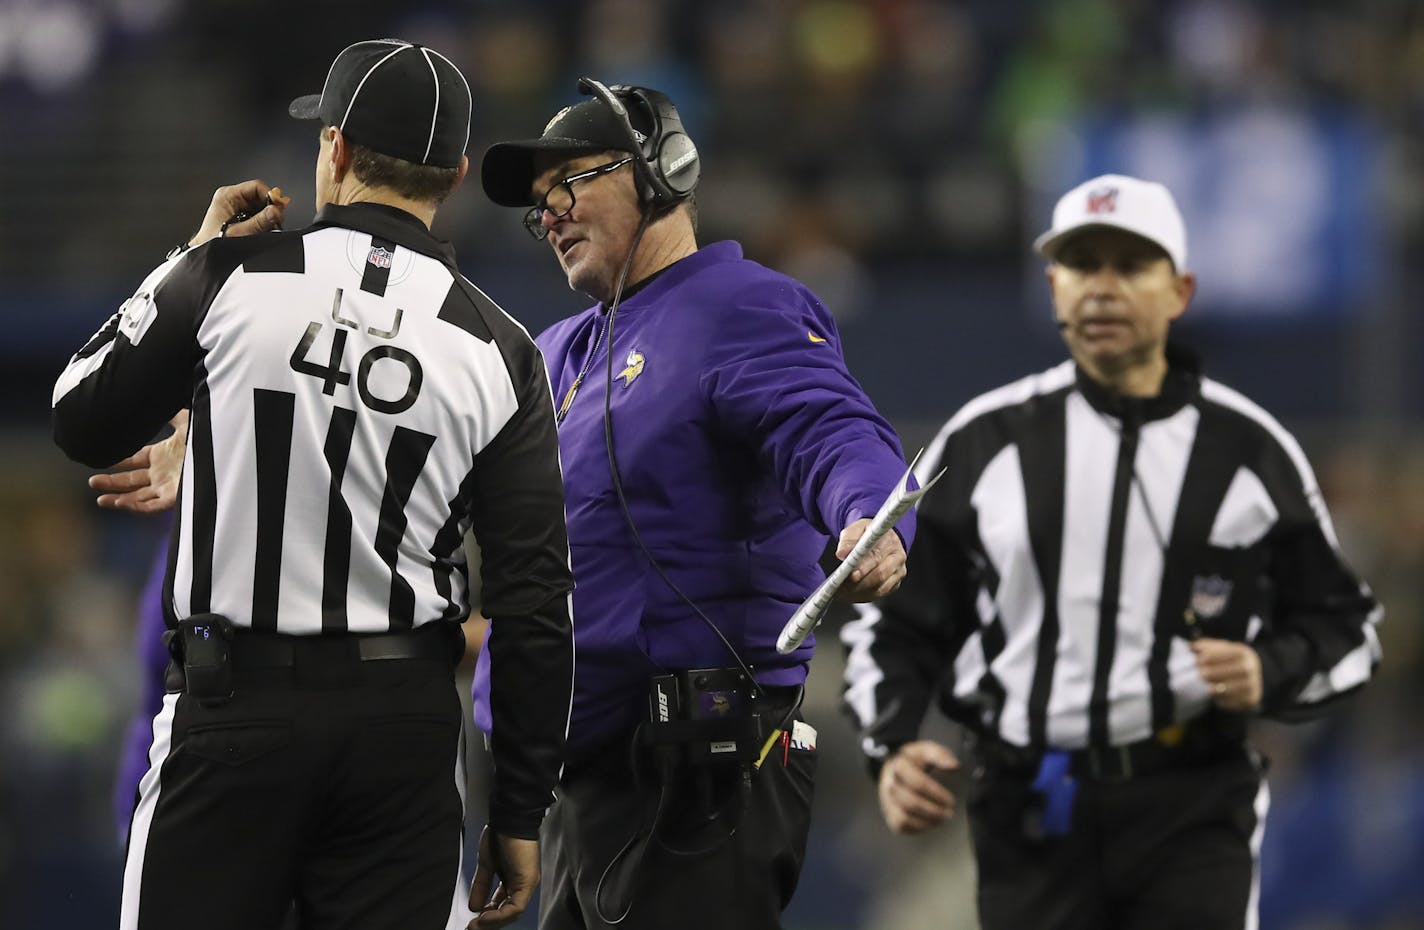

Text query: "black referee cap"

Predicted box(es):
[289, 39, 472, 169]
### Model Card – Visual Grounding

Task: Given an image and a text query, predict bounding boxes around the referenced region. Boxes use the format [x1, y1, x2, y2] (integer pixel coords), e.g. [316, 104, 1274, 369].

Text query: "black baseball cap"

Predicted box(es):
[288, 39, 471, 169]
[482, 97, 652, 207]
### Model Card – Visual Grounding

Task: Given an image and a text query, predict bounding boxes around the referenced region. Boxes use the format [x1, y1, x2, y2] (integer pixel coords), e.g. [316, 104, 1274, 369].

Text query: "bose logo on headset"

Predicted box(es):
[666, 148, 697, 174]
[577, 76, 700, 210]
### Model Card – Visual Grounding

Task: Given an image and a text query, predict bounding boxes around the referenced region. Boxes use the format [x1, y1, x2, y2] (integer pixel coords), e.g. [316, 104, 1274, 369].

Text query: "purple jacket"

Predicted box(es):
[476, 241, 913, 763]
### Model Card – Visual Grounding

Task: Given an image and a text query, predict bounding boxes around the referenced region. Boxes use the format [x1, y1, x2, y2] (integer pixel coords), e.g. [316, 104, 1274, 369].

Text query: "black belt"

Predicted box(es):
[227, 624, 458, 669]
[977, 719, 1242, 782]
[1068, 726, 1239, 779]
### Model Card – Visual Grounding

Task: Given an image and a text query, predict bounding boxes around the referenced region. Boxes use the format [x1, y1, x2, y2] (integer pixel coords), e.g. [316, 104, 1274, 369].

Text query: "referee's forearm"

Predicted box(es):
[484, 590, 574, 838]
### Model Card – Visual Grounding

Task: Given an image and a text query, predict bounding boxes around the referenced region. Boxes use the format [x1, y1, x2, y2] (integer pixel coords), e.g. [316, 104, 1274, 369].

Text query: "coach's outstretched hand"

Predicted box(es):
[89, 409, 187, 512]
[835, 517, 908, 601]
[470, 827, 540, 928]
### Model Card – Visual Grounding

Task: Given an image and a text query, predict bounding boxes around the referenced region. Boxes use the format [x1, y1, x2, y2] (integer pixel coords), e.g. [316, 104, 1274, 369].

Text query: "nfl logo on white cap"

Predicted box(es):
[1033, 174, 1189, 272]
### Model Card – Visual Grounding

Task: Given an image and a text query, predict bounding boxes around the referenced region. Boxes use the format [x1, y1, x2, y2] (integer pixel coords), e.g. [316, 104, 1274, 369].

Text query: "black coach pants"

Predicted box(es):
[538, 704, 817, 930]
[967, 749, 1268, 930]
[120, 629, 465, 930]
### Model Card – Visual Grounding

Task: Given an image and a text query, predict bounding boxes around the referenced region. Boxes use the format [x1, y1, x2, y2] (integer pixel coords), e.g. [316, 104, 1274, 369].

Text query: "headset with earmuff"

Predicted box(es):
[577, 76, 700, 211]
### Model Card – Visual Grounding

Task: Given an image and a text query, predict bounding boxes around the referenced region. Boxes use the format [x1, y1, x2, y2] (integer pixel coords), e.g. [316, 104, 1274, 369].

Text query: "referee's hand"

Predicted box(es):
[1191, 638, 1264, 712]
[89, 409, 188, 513]
[878, 740, 959, 835]
[469, 826, 539, 928]
[188, 179, 290, 248]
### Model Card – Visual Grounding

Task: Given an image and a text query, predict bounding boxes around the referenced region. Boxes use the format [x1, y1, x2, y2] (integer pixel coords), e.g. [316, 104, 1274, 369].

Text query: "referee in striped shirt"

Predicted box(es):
[842, 174, 1382, 930]
[53, 40, 572, 930]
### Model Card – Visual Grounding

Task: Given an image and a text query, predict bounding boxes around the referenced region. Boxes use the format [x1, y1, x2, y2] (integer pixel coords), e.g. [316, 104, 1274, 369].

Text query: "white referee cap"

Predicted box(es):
[1033, 174, 1188, 271]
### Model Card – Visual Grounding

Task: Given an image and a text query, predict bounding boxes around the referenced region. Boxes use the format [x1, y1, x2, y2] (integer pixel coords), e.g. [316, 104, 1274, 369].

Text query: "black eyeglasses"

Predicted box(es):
[522, 157, 635, 240]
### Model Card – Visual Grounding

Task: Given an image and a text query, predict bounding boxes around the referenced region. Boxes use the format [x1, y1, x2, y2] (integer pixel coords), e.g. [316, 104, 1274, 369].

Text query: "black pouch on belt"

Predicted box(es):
[643, 669, 763, 772]
[178, 613, 234, 705]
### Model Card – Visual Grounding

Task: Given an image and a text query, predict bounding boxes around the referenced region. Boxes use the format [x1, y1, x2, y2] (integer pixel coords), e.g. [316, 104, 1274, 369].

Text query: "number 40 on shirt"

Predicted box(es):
[290, 287, 423, 415]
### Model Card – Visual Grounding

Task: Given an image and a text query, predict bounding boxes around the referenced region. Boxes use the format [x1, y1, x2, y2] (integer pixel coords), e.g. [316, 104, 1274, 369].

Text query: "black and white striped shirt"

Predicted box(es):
[843, 357, 1381, 764]
[54, 203, 575, 830]
[54, 201, 572, 632]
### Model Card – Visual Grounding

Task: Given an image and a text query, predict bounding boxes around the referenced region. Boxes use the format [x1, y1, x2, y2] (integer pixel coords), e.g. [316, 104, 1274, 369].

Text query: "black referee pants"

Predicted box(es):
[538, 703, 816, 930]
[967, 749, 1268, 930]
[120, 629, 466, 930]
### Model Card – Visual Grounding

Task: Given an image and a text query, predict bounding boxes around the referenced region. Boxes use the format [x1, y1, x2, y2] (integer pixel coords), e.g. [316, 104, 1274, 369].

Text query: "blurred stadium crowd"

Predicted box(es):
[1, 1, 1422, 928]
